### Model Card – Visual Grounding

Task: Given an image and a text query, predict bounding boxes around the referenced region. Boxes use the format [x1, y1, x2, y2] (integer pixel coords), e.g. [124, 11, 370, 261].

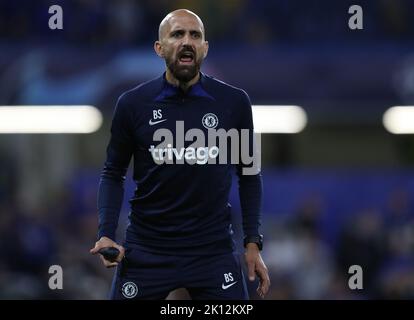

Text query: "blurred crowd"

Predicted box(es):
[261, 189, 414, 299]
[0, 157, 111, 299]
[1, 0, 414, 46]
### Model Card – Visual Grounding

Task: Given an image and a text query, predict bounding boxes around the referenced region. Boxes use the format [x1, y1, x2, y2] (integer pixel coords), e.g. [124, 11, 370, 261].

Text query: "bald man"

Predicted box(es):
[91, 9, 270, 300]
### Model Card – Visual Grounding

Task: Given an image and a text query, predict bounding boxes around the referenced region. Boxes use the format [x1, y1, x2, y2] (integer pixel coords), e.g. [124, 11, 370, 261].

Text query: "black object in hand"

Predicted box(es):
[98, 247, 120, 262]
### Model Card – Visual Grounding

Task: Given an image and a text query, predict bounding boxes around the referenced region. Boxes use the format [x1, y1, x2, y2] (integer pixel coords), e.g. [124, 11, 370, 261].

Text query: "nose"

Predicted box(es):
[182, 33, 192, 46]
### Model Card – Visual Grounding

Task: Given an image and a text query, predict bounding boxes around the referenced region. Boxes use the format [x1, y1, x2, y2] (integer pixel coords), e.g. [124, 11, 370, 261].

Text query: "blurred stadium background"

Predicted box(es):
[1, 0, 414, 299]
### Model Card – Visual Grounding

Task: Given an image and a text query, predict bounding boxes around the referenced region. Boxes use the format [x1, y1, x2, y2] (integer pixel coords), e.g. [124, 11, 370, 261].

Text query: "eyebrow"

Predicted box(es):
[169, 29, 202, 36]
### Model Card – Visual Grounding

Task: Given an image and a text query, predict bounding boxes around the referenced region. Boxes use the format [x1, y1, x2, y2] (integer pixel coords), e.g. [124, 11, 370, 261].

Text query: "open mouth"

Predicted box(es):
[178, 51, 194, 64]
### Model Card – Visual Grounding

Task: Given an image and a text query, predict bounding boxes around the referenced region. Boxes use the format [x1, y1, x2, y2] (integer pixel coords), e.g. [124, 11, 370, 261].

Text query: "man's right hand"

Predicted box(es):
[90, 236, 125, 268]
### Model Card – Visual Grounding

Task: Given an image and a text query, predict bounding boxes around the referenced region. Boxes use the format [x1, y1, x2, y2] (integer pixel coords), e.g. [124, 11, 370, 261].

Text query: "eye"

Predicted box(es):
[191, 32, 201, 39]
[172, 31, 183, 38]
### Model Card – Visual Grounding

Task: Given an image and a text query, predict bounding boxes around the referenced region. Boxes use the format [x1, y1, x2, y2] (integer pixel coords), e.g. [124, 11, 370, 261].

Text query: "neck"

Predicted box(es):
[165, 69, 200, 92]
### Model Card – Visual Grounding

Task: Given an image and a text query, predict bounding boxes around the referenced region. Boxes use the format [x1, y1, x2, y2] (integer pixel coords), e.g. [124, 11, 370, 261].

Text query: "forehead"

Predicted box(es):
[167, 15, 204, 33]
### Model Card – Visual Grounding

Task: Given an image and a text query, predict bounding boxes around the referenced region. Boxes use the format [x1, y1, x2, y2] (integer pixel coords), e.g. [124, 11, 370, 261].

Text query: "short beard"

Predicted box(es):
[166, 56, 202, 83]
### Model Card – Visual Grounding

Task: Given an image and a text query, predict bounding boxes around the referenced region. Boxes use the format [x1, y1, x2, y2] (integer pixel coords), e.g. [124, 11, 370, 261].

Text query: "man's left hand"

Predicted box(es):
[244, 243, 271, 298]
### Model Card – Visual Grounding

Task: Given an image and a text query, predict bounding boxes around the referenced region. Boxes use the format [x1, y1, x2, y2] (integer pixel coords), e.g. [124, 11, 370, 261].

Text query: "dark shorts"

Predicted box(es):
[109, 247, 249, 300]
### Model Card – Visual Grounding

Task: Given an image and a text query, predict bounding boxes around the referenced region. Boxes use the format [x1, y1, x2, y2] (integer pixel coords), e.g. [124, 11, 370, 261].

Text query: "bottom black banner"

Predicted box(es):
[1, 300, 406, 319]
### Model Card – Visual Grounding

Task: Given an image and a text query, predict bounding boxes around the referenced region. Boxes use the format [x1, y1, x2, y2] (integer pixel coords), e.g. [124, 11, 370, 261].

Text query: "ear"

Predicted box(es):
[154, 41, 164, 58]
[203, 41, 209, 59]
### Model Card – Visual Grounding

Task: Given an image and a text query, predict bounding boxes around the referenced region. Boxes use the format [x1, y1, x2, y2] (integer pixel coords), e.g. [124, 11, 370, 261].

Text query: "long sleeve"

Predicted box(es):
[236, 91, 263, 237]
[97, 95, 134, 241]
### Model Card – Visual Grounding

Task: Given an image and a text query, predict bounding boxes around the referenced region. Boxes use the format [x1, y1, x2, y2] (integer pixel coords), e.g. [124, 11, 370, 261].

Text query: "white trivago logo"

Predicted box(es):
[148, 121, 261, 175]
[149, 144, 219, 165]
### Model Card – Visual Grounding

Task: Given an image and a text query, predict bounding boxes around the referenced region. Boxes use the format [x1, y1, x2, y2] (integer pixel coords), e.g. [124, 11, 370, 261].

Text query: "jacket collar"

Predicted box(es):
[154, 72, 215, 102]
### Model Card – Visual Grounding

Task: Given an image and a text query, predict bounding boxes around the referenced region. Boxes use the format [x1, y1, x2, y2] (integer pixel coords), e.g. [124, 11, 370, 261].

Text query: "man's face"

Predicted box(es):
[157, 15, 208, 82]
